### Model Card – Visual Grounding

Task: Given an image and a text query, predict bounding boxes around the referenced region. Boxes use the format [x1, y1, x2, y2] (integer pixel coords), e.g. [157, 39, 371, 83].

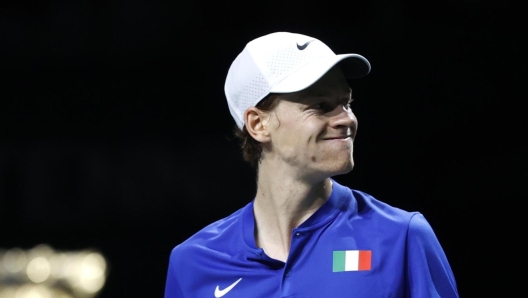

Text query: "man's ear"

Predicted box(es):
[244, 107, 271, 143]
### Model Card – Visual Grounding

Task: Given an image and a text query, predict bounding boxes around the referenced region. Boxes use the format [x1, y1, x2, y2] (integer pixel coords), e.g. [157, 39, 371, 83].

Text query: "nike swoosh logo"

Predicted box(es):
[296, 40, 313, 50]
[214, 278, 242, 297]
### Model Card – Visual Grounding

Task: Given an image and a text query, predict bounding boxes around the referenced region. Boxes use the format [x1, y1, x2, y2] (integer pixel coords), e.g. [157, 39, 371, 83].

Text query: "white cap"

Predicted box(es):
[224, 32, 371, 129]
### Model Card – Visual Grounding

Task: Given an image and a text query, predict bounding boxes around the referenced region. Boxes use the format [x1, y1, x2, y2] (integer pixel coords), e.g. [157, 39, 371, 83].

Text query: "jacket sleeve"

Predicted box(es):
[405, 213, 459, 298]
[164, 250, 185, 298]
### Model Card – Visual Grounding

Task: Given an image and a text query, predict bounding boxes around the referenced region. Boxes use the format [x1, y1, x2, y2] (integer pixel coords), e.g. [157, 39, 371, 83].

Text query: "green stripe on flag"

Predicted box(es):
[333, 250, 345, 272]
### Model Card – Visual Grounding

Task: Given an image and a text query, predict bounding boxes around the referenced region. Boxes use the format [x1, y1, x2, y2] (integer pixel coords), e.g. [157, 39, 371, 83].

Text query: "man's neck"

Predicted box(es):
[252, 164, 333, 262]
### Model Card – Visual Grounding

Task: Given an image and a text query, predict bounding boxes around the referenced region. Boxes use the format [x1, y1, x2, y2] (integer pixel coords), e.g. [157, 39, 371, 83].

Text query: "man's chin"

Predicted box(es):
[337, 165, 354, 175]
[328, 160, 354, 177]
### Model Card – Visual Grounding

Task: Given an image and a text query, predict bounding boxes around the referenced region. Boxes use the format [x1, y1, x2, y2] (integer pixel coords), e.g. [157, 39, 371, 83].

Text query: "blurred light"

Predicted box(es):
[49, 253, 71, 279]
[78, 253, 106, 293]
[15, 284, 51, 298]
[27, 245, 53, 260]
[2, 248, 27, 273]
[0, 285, 73, 298]
[0, 244, 106, 298]
[26, 257, 51, 283]
[0, 287, 17, 298]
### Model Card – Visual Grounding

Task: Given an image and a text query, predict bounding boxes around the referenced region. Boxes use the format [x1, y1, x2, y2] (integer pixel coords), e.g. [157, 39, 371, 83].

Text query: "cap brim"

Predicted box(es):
[270, 54, 370, 93]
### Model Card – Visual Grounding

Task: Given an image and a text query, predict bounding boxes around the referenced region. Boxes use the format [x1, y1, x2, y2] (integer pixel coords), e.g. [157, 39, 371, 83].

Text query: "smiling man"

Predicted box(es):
[164, 32, 459, 297]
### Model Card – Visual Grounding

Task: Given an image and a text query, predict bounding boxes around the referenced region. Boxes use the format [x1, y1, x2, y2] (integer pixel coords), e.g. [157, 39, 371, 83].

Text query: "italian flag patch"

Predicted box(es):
[333, 250, 372, 272]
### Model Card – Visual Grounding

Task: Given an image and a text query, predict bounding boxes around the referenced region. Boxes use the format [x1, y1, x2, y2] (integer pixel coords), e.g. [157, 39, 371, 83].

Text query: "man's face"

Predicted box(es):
[262, 66, 358, 181]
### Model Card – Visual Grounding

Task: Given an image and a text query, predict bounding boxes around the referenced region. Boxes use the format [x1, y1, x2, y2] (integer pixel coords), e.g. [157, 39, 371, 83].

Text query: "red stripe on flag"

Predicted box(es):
[358, 250, 372, 270]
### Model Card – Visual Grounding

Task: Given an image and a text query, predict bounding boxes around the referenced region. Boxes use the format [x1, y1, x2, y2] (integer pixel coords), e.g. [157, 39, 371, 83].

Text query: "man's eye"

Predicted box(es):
[311, 99, 351, 112]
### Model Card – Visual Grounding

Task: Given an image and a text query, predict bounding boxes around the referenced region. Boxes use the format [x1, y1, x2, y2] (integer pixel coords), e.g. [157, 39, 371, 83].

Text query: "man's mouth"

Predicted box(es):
[323, 135, 353, 140]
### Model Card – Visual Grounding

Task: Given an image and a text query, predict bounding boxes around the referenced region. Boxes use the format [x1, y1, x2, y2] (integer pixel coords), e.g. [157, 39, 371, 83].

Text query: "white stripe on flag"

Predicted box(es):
[345, 250, 359, 271]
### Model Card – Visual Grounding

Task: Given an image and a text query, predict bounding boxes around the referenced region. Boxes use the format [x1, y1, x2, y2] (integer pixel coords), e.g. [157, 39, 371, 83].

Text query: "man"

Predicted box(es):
[164, 32, 459, 297]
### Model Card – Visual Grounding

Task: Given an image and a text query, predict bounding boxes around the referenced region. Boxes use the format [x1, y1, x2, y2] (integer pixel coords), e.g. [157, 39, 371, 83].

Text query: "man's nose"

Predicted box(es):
[328, 104, 356, 129]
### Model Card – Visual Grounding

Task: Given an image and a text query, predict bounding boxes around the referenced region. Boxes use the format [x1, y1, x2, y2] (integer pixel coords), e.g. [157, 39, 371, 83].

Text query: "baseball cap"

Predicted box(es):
[224, 31, 371, 129]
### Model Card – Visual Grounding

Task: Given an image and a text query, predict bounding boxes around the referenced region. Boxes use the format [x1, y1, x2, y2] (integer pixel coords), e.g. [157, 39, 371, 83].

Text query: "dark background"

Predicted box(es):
[0, 0, 524, 297]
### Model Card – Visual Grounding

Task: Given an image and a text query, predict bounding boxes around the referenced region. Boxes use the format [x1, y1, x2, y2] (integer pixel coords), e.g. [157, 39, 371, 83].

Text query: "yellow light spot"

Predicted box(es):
[15, 284, 51, 298]
[2, 248, 27, 273]
[78, 253, 107, 293]
[26, 257, 51, 283]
